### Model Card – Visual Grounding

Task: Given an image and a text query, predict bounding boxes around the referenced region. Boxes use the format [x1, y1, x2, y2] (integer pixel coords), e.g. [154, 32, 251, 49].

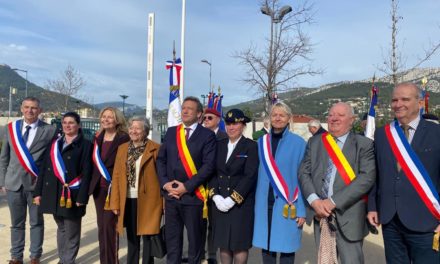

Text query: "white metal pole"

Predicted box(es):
[180, 0, 186, 101]
[9, 86, 12, 118]
[146, 13, 155, 139]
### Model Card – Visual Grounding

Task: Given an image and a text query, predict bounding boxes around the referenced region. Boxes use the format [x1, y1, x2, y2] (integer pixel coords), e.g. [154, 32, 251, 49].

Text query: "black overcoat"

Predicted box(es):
[34, 132, 93, 219]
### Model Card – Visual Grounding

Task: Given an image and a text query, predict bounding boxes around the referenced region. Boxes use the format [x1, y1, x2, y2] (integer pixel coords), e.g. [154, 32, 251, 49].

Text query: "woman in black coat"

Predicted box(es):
[34, 112, 92, 264]
[209, 109, 259, 264]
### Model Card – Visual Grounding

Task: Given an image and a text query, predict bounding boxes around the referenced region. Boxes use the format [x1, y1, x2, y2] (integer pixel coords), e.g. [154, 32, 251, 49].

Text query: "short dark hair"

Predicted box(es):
[183, 96, 203, 113]
[21, 97, 41, 107]
[63, 112, 81, 124]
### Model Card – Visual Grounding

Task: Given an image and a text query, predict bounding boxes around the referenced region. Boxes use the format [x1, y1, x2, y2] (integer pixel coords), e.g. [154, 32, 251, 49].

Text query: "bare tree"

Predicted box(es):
[46, 64, 86, 112]
[235, 0, 321, 114]
[378, 0, 440, 86]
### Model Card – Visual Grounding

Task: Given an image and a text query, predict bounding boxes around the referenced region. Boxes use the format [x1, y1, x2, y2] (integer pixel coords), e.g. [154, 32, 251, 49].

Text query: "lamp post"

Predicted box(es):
[9, 86, 17, 118]
[120, 95, 129, 116]
[201, 59, 212, 91]
[12, 68, 28, 97]
[260, 4, 292, 113]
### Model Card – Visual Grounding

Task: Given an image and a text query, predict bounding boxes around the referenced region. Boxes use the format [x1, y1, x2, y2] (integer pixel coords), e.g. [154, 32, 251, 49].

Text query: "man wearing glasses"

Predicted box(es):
[299, 102, 376, 264]
[200, 108, 227, 264]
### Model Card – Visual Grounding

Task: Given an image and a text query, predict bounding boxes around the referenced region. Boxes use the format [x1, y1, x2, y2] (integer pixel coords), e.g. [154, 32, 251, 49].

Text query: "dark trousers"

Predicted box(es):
[94, 186, 119, 264]
[165, 199, 203, 264]
[53, 215, 82, 264]
[201, 201, 216, 261]
[125, 198, 154, 264]
[262, 250, 295, 264]
[7, 187, 44, 261]
[383, 215, 440, 264]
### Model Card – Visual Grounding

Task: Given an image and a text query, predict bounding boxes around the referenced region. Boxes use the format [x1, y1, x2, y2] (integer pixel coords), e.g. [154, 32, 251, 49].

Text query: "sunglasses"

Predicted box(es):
[203, 116, 214, 121]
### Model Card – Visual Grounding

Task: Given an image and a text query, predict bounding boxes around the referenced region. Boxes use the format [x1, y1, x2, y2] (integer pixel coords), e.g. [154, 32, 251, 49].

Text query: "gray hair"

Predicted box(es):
[395, 82, 424, 99]
[270, 101, 292, 117]
[308, 119, 321, 128]
[128, 116, 150, 137]
[22, 97, 41, 107]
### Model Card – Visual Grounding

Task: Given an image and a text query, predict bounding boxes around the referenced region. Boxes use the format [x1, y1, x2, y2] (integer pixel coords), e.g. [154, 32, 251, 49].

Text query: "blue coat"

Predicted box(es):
[252, 129, 307, 253]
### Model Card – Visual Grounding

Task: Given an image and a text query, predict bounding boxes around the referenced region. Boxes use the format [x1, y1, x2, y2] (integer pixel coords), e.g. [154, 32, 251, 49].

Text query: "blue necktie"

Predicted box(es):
[23, 125, 31, 144]
[322, 137, 337, 198]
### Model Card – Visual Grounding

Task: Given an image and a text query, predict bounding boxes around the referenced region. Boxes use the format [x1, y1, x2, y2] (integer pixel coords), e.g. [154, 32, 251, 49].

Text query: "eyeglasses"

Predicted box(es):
[203, 116, 214, 121]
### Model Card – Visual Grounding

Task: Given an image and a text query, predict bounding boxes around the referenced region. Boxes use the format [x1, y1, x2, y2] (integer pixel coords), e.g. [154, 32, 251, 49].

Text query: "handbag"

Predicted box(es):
[150, 223, 167, 258]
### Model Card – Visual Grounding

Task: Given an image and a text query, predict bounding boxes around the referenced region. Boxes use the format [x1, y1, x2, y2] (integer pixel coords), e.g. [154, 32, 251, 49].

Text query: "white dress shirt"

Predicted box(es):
[184, 122, 198, 140]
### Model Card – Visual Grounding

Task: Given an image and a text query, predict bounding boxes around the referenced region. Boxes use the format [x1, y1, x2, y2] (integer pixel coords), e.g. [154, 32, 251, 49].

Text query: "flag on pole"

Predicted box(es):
[207, 91, 214, 109]
[166, 57, 182, 127]
[215, 94, 225, 131]
[365, 83, 378, 140]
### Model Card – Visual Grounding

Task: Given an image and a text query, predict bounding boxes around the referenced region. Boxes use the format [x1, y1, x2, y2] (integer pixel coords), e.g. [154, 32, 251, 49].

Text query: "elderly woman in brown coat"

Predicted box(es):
[109, 116, 163, 264]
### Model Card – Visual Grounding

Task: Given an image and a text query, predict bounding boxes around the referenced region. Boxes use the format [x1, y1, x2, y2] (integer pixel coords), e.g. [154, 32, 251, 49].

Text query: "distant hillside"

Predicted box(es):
[0, 64, 91, 114]
[95, 101, 145, 115]
[226, 68, 440, 120]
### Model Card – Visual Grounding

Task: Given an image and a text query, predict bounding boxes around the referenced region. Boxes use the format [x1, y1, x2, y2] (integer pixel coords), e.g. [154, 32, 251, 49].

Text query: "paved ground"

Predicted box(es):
[0, 194, 386, 263]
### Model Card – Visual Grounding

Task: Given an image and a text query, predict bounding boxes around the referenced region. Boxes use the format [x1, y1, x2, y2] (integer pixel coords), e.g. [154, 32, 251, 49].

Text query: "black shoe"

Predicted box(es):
[182, 257, 189, 263]
[207, 258, 217, 264]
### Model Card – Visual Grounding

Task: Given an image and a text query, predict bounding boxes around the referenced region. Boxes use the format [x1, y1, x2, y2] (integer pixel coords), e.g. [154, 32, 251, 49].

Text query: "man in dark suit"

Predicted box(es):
[368, 82, 440, 263]
[157, 96, 216, 264]
[299, 102, 376, 263]
[0, 97, 56, 264]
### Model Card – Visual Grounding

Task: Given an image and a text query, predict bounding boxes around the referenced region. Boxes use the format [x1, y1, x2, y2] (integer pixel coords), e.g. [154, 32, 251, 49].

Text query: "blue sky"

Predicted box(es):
[1, 0, 439, 109]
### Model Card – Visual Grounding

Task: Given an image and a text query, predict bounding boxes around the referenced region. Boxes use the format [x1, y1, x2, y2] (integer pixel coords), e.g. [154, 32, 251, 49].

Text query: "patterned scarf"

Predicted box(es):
[126, 137, 148, 188]
[318, 217, 338, 264]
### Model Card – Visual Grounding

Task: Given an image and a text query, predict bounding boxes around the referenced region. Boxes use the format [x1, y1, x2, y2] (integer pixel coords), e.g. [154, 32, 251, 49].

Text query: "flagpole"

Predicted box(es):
[146, 13, 155, 139]
[180, 0, 186, 101]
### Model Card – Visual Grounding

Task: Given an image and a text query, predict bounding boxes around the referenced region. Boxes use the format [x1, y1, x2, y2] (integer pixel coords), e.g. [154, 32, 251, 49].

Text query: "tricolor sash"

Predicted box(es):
[385, 120, 440, 220]
[92, 140, 112, 209]
[259, 134, 299, 219]
[50, 138, 82, 209]
[7, 120, 38, 178]
[176, 124, 208, 218]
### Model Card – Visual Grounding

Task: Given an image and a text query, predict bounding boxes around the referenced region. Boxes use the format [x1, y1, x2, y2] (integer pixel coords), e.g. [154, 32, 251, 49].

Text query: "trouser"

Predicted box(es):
[313, 218, 364, 264]
[53, 215, 82, 264]
[7, 187, 44, 261]
[125, 198, 154, 264]
[94, 185, 119, 264]
[382, 214, 440, 264]
[201, 201, 216, 260]
[261, 250, 295, 264]
[165, 199, 204, 264]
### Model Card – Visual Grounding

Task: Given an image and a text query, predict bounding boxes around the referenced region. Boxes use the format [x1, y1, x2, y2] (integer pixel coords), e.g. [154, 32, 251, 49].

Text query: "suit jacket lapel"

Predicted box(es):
[226, 137, 246, 166]
[218, 140, 228, 166]
[29, 120, 45, 151]
[411, 119, 427, 149]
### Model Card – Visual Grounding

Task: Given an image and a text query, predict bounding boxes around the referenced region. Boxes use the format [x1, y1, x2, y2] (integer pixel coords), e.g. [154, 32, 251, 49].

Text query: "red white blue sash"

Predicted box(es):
[7, 120, 38, 178]
[92, 140, 112, 209]
[92, 140, 111, 183]
[259, 134, 299, 218]
[50, 138, 82, 208]
[385, 120, 440, 220]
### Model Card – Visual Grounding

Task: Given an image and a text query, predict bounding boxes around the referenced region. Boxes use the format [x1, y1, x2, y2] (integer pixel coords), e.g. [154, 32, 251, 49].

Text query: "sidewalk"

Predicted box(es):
[0, 195, 385, 263]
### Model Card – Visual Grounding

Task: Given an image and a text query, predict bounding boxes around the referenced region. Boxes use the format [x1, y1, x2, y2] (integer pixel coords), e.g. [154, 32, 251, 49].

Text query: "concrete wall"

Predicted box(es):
[243, 121, 328, 142]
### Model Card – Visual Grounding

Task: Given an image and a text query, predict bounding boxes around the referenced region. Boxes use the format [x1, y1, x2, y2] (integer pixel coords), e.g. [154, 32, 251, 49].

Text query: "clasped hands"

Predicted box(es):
[311, 198, 336, 218]
[212, 195, 235, 212]
[163, 180, 188, 199]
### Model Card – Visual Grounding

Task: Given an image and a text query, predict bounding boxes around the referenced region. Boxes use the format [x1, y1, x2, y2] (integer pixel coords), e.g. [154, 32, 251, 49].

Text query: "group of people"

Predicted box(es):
[0, 81, 438, 264]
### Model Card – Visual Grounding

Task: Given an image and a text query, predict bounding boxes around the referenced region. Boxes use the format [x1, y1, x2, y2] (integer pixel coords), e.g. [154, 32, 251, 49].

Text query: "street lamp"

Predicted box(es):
[120, 95, 129, 116]
[201, 59, 212, 91]
[9, 86, 17, 118]
[260, 3, 292, 113]
[11, 68, 28, 97]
